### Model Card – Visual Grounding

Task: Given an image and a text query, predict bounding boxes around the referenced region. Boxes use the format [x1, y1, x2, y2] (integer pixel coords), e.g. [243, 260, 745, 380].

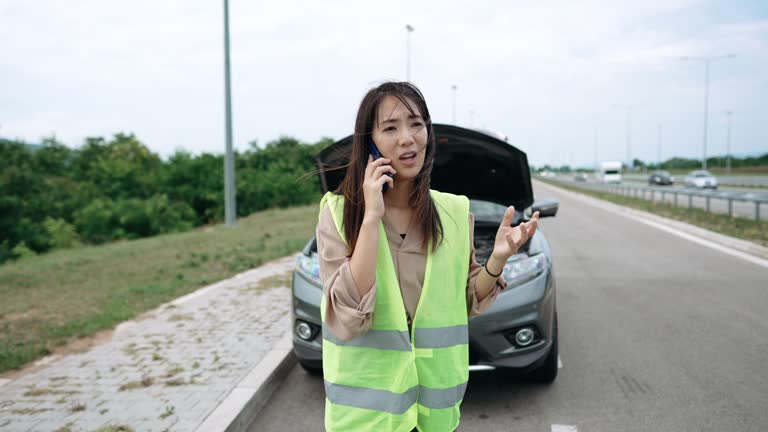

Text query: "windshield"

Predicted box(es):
[470, 199, 508, 222]
[694, 171, 712, 178]
[605, 170, 620, 175]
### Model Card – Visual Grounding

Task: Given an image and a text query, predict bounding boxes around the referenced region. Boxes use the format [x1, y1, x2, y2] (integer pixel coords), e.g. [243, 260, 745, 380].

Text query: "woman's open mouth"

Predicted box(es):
[399, 151, 418, 166]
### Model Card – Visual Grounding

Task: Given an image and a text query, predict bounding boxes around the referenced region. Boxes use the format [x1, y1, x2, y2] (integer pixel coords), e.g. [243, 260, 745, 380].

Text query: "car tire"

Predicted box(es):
[529, 311, 558, 384]
[299, 359, 323, 376]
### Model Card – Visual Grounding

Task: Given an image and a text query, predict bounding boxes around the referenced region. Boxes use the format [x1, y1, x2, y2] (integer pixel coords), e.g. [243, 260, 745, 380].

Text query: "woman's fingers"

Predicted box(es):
[503, 220, 539, 253]
[501, 206, 515, 227]
[365, 156, 392, 178]
[372, 164, 396, 179]
[373, 172, 394, 190]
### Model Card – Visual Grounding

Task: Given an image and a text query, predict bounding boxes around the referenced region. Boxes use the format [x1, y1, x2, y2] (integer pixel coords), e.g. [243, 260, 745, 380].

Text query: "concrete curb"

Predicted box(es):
[535, 179, 768, 263]
[195, 332, 297, 432]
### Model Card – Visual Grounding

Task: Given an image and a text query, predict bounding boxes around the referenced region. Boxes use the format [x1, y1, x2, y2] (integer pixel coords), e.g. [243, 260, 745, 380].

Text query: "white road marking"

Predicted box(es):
[558, 355, 562, 369]
[620, 215, 768, 269]
[551, 425, 578, 432]
[536, 181, 768, 269]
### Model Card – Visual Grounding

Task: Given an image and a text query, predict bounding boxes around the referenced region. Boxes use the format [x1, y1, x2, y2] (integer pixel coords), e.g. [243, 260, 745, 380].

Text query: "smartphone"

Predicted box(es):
[368, 139, 394, 192]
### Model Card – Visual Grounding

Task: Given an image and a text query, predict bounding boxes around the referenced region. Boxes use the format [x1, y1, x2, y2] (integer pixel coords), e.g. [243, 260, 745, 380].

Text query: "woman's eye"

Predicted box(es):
[384, 126, 396, 132]
[412, 122, 423, 127]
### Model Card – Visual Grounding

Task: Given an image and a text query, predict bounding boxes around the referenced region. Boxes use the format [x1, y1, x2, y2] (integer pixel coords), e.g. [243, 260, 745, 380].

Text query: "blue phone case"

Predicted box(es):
[368, 140, 393, 192]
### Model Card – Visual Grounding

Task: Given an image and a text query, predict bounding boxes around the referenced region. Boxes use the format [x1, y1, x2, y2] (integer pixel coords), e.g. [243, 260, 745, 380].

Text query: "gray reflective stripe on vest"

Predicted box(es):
[413, 324, 468, 348]
[324, 380, 418, 415]
[418, 382, 468, 409]
[322, 324, 411, 352]
[324, 380, 468, 413]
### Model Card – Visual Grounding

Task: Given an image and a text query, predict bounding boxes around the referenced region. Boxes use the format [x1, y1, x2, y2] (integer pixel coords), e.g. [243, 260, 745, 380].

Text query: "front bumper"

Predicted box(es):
[291, 264, 556, 371]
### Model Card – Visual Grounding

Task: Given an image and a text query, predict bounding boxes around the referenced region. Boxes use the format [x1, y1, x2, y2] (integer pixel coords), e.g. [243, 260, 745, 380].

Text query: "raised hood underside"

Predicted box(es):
[316, 123, 534, 211]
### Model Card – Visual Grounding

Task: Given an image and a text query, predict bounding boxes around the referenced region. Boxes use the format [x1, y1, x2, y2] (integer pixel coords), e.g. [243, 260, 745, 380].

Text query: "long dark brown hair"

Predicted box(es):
[336, 81, 443, 254]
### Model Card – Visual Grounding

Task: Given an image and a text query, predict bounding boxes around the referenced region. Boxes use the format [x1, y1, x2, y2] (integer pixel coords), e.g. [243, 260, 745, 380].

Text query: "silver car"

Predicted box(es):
[684, 170, 718, 189]
[292, 124, 561, 382]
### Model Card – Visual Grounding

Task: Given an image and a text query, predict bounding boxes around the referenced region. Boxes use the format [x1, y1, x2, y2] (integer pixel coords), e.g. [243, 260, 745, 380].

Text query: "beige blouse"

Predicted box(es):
[317, 202, 506, 341]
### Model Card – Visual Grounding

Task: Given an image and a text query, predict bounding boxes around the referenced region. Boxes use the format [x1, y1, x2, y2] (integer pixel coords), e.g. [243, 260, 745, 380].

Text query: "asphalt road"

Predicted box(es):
[249, 180, 768, 432]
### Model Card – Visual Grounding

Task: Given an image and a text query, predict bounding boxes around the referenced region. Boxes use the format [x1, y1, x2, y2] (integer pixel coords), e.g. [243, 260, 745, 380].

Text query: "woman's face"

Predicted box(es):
[370, 95, 428, 182]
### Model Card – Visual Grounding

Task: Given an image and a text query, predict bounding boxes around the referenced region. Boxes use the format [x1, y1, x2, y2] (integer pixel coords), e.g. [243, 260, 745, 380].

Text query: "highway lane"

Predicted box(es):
[551, 177, 768, 222]
[249, 180, 768, 432]
[622, 179, 766, 194]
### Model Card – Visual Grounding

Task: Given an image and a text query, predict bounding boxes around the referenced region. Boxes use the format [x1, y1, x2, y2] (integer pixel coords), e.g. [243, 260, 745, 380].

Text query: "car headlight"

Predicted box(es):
[502, 253, 548, 286]
[296, 253, 321, 284]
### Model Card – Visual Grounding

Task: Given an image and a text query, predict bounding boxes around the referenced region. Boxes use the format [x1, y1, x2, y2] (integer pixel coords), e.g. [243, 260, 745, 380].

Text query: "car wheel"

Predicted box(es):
[529, 312, 558, 384]
[299, 359, 323, 376]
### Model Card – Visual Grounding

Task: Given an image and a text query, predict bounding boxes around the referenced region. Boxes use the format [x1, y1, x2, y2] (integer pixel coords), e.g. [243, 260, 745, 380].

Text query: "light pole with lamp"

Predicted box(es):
[657, 124, 663, 169]
[451, 85, 458, 124]
[405, 25, 414, 81]
[680, 54, 736, 170]
[613, 104, 636, 171]
[725, 110, 733, 174]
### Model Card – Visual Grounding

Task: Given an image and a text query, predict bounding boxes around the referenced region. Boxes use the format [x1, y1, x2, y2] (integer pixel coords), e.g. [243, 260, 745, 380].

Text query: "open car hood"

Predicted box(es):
[315, 123, 534, 210]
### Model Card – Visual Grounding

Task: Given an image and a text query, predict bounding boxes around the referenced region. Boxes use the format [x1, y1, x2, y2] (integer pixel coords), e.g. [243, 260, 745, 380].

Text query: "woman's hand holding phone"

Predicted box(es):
[363, 154, 396, 223]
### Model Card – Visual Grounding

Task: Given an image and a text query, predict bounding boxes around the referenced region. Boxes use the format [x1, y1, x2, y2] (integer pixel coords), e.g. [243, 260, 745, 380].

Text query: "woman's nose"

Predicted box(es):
[398, 130, 415, 146]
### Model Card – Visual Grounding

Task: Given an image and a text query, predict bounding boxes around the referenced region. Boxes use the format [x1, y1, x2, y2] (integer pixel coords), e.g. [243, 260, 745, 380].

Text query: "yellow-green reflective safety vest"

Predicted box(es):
[319, 190, 470, 432]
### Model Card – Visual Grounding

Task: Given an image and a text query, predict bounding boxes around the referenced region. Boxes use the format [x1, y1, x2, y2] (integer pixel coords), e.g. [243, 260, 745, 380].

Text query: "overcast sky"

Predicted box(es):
[1, 0, 766, 167]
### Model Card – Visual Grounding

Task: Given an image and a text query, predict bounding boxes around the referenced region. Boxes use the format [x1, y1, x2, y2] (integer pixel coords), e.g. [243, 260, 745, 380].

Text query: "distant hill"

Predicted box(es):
[0, 137, 43, 151]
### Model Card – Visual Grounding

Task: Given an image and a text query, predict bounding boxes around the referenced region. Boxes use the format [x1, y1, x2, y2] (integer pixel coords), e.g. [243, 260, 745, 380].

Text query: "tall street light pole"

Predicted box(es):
[451, 85, 458, 124]
[725, 110, 733, 174]
[222, 0, 237, 226]
[681, 54, 735, 170]
[657, 124, 663, 169]
[405, 25, 414, 81]
[593, 127, 599, 172]
[613, 104, 635, 170]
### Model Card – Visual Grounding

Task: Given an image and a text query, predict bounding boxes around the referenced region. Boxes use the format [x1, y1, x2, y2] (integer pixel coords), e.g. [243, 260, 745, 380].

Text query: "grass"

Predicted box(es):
[538, 178, 767, 247]
[0, 203, 319, 374]
[118, 376, 154, 391]
[159, 405, 175, 419]
[94, 426, 135, 432]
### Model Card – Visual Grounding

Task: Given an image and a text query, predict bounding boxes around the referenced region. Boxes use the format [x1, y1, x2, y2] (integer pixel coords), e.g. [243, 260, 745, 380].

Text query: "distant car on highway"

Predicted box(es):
[648, 170, 674, 186]
[684, 170, 718, 190]
[574, 173, 588, 182]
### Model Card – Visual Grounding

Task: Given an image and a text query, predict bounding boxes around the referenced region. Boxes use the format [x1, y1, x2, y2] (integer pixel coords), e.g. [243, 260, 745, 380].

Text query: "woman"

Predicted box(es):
[316, 81, 539, 432]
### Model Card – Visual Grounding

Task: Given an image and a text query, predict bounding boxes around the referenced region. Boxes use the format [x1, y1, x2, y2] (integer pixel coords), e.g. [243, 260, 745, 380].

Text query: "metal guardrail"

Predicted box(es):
[541, 177, 768, 222]
[622, 173, 768, 188]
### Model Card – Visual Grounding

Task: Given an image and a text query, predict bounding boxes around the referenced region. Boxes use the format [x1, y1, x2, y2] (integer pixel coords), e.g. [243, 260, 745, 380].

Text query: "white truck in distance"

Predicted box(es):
[597, 161, 623, 183]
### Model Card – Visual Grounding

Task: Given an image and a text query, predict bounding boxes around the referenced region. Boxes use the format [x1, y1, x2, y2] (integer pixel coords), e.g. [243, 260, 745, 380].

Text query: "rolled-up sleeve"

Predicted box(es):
[316, 204, 376, 341]
[466, 213, 506, 316]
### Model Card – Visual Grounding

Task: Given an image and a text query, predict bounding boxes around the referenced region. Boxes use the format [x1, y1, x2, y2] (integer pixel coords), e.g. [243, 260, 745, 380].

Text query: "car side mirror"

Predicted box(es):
[531, 199, 559, 218]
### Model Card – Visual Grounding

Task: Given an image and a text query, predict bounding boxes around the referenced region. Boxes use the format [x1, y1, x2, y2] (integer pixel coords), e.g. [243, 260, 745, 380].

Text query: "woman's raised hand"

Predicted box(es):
[362, 155, 396, 223]
[491, 206, 540, 262]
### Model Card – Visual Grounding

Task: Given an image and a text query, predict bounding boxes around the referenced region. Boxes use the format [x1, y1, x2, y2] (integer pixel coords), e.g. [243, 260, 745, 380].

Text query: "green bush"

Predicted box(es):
[73, 199, 120, 243]
[74, 196, 196, 243]
[10, 241, 37, 260]
[0, 134, 333, 264]
[43, 217, 80, 249]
